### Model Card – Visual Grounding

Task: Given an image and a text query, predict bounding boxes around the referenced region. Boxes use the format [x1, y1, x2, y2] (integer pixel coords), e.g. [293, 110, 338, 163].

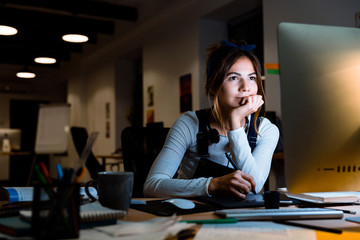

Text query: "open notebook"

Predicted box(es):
[19, 201, 126, 224]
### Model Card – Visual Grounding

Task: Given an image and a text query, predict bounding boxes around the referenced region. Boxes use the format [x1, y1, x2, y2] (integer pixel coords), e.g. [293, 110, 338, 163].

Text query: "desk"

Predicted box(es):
[122, 200, 360, 240]
[1, 199, 360, 239]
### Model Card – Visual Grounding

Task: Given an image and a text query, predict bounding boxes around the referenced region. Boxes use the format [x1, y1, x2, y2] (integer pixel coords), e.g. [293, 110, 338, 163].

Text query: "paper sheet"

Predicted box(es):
[80, 222, 194, 240]
[81, 215, 195, 240]
[193, 221, 316, 240]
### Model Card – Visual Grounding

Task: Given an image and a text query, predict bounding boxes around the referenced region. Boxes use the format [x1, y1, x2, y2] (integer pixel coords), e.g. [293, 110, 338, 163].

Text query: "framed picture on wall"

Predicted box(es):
[147, 86, 154, 107]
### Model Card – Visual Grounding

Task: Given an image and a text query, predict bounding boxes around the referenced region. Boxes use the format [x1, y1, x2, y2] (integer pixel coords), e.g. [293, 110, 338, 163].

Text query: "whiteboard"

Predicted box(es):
[35, 104, 71, 154]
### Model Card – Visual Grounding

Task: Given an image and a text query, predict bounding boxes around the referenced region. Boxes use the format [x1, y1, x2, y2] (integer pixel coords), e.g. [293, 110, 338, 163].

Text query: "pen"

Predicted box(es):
[180, 218, 238, 224]
[56, 163, 64, 180]
[39, 161, 53, 184]
[75, 167, 85, 183]
[225, 153, 256, 194]
[34, 164, 48, 185]
[34, 164, 54, 197]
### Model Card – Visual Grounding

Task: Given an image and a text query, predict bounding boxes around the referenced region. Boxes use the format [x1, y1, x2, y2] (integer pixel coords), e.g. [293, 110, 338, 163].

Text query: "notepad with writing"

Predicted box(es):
[285, 191, 360, 204]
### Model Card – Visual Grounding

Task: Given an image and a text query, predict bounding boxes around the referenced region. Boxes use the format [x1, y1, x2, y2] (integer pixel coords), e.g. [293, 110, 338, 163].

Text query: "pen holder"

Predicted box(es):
[31, 183, 80, 239]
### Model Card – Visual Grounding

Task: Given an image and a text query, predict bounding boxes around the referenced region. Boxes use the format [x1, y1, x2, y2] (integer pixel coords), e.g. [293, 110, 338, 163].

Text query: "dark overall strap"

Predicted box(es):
[195, 110, 208, 135]
[193, 110, 261, 178]
[248, 113, 261, 152]
[195, 109, 210, 157]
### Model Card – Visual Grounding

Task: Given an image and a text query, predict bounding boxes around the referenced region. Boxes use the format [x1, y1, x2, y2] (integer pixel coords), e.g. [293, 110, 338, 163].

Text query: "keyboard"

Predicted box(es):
[215, 207, 344, 220]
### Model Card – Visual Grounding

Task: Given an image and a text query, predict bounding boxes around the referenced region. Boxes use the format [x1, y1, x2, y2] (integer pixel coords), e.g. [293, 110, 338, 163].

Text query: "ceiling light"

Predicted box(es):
[34, 57, 57, 64]
[0, 25, 18, 36]
[62, 34, 89, 43]
[16, 67, 36, 79]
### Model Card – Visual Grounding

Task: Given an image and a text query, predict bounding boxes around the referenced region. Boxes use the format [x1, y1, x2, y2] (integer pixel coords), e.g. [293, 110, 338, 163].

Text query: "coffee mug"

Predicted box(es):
[85, 171, 134, 211]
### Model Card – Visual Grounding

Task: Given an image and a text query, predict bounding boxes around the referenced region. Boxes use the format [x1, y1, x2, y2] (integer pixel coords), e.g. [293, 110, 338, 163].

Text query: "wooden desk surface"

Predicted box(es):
[125, 199, 360, 239]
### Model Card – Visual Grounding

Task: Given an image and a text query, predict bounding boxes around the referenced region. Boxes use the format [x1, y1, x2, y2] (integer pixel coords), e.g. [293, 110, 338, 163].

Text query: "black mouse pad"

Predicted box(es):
[130, 199, 220, 216]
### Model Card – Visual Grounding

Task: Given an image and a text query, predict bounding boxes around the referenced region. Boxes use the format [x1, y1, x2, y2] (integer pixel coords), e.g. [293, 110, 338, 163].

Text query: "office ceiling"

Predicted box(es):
[0, 0, 262, 94]
[0, 0, 138, 90]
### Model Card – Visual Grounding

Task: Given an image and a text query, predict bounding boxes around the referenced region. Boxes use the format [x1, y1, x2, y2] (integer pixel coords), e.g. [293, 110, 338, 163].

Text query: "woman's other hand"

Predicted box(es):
[229, 94, 264, 130]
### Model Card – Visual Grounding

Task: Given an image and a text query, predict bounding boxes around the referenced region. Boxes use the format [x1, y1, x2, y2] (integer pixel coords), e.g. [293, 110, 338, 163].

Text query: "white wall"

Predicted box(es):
[115, 60, 136, 149]
[86, 62, 116, 155]
[198, 19, 228, 109]
[263, 0, 360, 117]
[142, 16, 199, 127]
[142, 0, 233, 126]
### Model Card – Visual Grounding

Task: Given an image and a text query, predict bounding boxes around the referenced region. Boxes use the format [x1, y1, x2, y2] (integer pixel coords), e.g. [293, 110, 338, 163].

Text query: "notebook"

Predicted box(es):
[19, 201, 126, 224]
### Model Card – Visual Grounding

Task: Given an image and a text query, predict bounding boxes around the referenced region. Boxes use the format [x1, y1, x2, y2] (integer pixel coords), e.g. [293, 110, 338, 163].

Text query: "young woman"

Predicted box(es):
[143, 40, 279, 199]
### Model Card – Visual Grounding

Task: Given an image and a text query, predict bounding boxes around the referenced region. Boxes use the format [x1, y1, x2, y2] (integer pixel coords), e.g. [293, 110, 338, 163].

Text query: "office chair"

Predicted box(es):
[121, 126, 170, 197]
[70, 126, 105, 179]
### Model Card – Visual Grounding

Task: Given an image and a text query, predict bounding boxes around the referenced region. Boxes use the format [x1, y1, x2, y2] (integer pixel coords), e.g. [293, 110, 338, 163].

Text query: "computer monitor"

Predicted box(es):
[0, 128, 21, 151]
[278, 22, 360, 193]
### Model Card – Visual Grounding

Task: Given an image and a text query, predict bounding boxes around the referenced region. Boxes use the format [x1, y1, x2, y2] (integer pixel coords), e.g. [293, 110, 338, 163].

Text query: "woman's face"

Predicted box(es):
[218, 57, 258, 109]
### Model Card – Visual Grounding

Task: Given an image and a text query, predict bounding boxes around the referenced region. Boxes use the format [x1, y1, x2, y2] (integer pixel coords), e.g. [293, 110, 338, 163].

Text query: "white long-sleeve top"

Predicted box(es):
[143, 110, 279, 197]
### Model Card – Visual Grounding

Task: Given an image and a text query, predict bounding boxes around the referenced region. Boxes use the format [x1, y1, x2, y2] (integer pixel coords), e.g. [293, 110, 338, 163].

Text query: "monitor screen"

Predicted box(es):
[278, 22, 360, 193]
[0, 128, 21, 151]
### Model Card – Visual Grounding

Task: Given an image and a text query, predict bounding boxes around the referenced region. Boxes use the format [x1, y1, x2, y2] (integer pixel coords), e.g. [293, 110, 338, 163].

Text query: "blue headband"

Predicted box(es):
[221, 40, 256, 52]
[206, 40, 256, 80]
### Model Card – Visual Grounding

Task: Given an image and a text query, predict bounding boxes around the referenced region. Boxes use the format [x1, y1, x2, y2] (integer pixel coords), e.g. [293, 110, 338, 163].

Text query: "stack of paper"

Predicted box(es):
[285, 191, 360, 204]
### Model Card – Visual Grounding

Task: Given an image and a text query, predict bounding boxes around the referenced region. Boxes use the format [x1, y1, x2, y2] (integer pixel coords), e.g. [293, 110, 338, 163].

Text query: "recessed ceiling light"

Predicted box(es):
[0, 25, 18, 36]
[62, 34, 89, 43]
[34, 57, 57, 64]
[16, 72, 36, 78]
[16, 67, 36, 78]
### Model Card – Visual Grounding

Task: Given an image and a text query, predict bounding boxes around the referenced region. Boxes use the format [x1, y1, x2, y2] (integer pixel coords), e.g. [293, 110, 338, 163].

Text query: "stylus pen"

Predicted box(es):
[225, 153, 256, 195]
[274, 220, 342, 234]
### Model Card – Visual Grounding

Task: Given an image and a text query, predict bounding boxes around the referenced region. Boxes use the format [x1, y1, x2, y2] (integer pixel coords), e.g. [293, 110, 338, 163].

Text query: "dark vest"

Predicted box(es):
[193, 109, 260, 178]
